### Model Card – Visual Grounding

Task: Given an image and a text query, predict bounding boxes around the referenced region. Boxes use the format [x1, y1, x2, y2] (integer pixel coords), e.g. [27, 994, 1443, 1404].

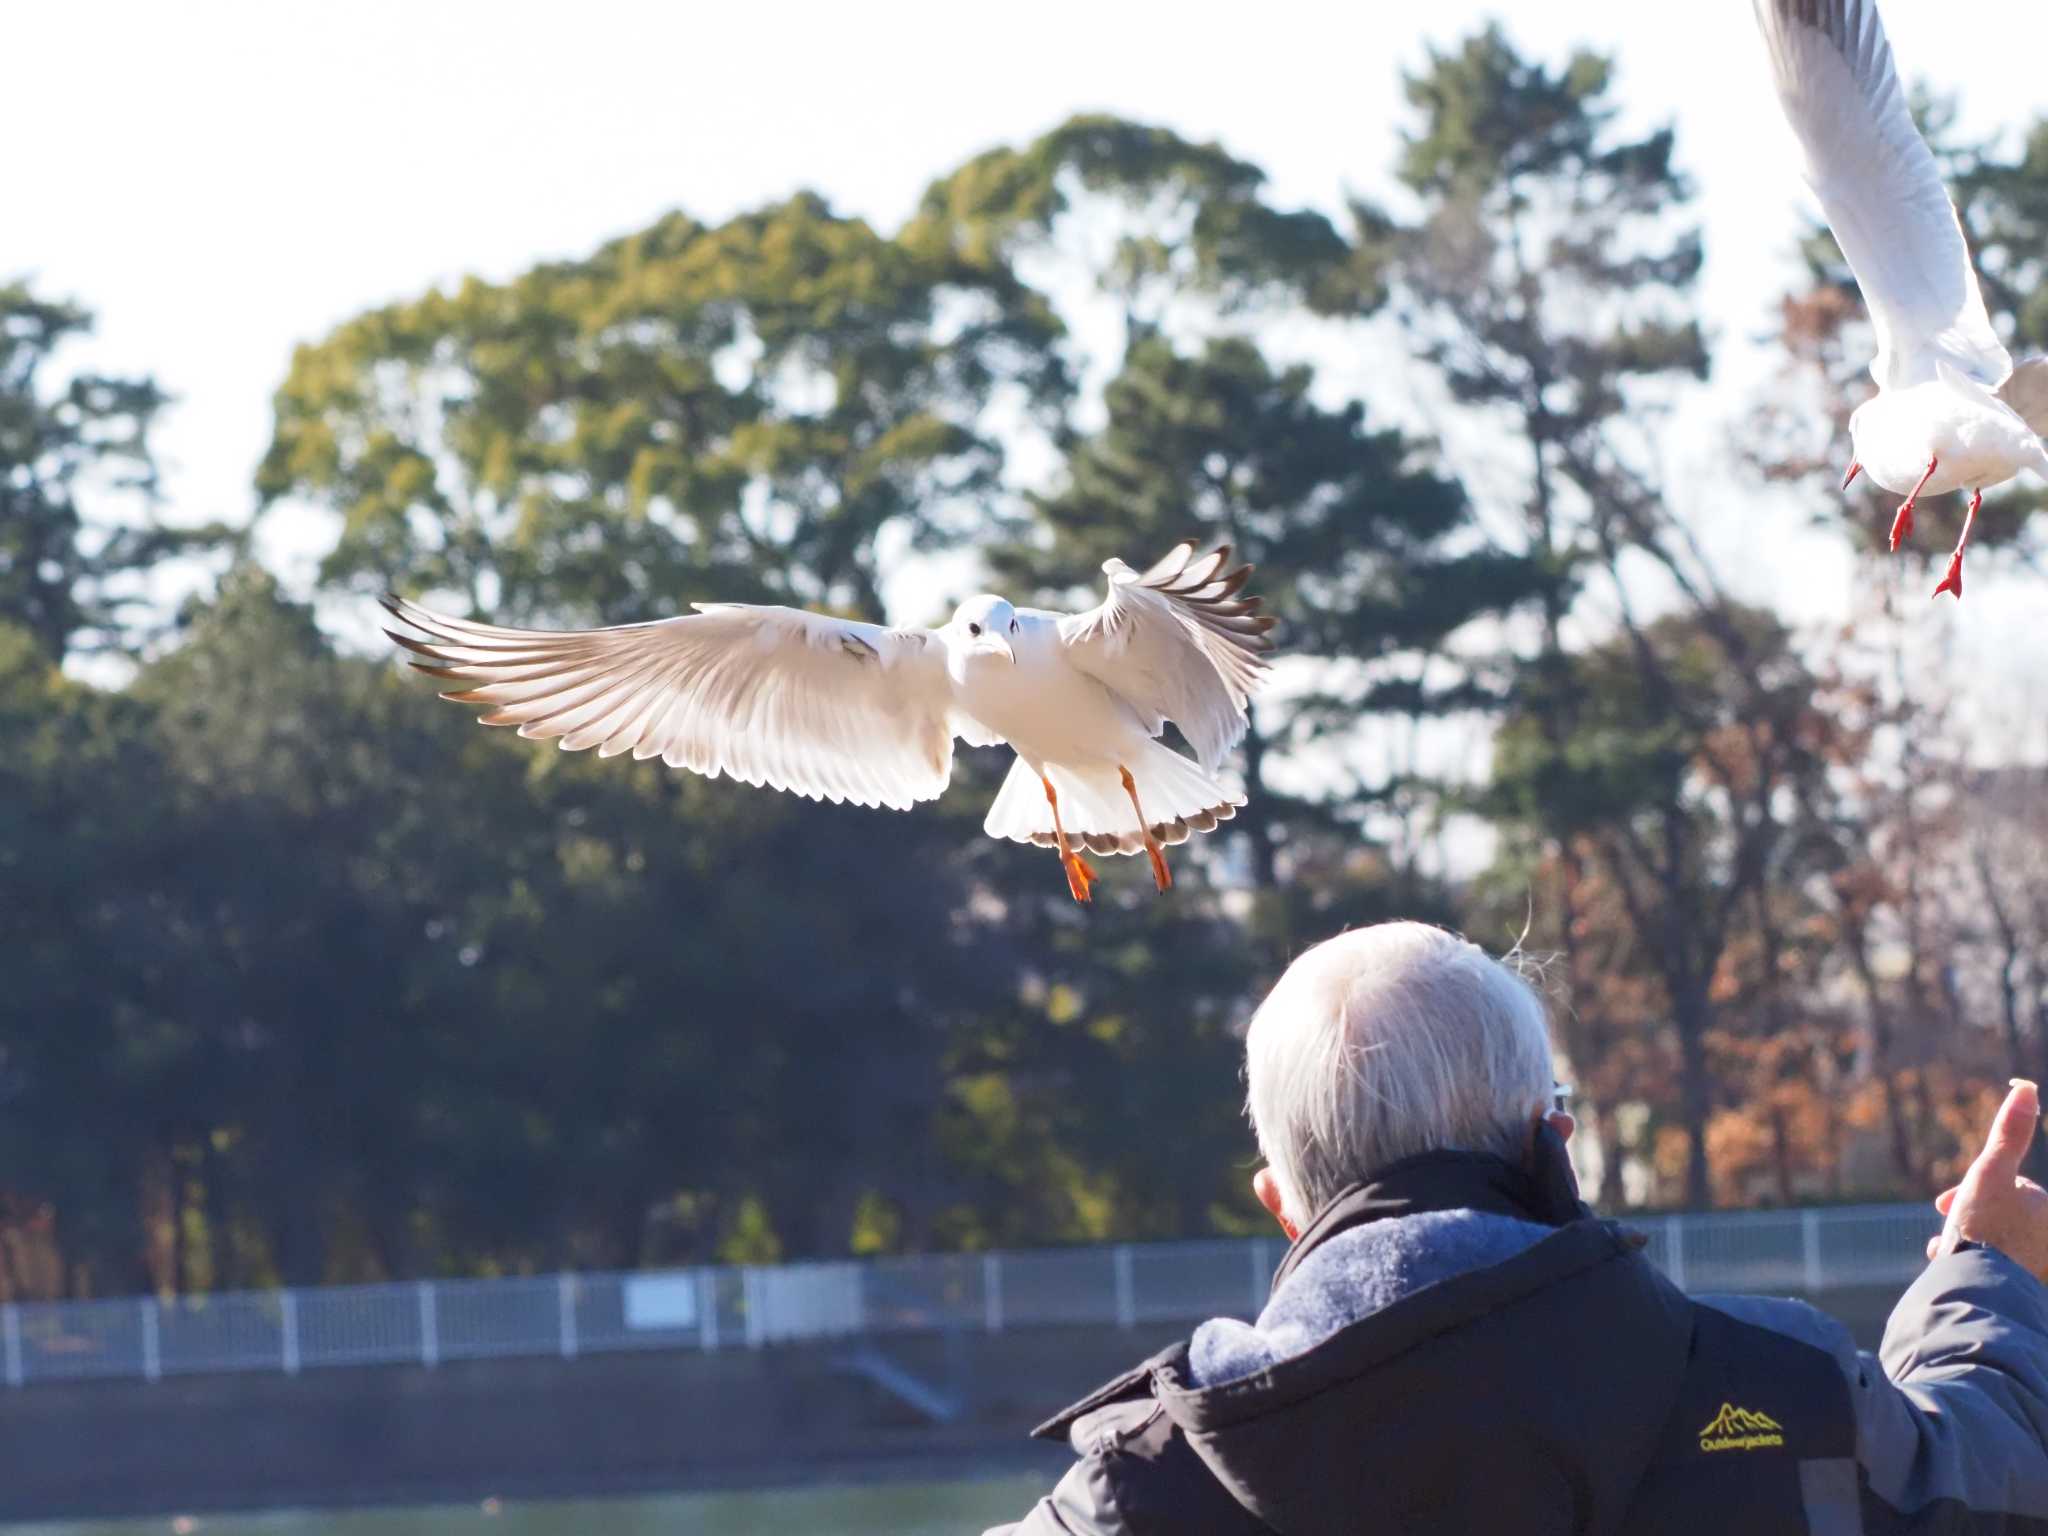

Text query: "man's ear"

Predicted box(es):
[1253, 1168, 1300, 1242]
[1525, 1109, 1577, 1160]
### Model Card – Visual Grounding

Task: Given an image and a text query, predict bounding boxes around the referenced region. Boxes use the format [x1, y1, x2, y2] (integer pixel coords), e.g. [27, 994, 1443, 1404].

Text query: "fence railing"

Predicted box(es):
[0, 1202, 1942, 1389]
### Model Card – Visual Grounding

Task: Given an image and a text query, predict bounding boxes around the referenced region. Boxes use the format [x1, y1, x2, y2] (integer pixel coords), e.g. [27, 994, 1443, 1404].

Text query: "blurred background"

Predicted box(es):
[8, 1, 2048, 1530]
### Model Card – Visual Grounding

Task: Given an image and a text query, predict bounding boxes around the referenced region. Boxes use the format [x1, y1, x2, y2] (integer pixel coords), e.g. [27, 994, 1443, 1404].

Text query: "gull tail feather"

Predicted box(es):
[983, 742, 1241, 857]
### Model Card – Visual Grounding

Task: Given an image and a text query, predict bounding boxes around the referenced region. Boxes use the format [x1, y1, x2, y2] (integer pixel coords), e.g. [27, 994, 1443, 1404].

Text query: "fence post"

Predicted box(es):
[1113, 1245, 1135, 1330]
[1666, 1216, 1688, 1293]
[743, 1269, 766, 1349]
[557, 1273, 578, 1360]
[2, 1303, 20, 1387]
[982, 1253, 1004, 1334]
[1248, 1239, 1270, 1319]
[698, 1269, 720, 1353]
[280, 1290, 300, 1376]
[140, 1298, 161, 1382]
[1802, 1209, 1824, 1294]
[417, 1281, 439, 1367]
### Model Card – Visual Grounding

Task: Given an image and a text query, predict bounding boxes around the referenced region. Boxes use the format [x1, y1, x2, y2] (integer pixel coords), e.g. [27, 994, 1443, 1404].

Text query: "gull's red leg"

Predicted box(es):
[1934, 487, 1981, 600]
[1890, 455, 1939, 551]
[1118, 765, 1172, 894]
[1041, 774, 1095, 902]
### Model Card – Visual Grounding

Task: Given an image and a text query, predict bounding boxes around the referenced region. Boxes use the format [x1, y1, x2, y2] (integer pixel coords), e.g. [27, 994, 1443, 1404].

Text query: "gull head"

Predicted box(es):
[946, 595, 1017, 665]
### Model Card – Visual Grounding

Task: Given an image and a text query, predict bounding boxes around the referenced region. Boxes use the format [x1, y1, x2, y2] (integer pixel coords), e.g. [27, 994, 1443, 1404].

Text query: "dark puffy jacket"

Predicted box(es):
[987, 1140, 2048, 1534]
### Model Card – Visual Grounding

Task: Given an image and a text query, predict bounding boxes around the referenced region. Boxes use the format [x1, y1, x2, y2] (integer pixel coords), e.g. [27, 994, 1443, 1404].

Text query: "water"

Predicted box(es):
[9, 1477, 1045, 1536]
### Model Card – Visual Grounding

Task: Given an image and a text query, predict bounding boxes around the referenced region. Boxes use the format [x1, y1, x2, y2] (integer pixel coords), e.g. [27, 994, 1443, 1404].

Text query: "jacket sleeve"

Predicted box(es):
[1858, 1244, 2048, 1523]
[980, 1403, 1143, 1536]
[983, 1394, 1268, 1536]
[981, 1455, 1127, 1536]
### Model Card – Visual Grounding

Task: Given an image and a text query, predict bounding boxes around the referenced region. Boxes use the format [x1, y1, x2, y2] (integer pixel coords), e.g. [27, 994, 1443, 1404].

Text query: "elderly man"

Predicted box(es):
[988, 921, 2048, 1533]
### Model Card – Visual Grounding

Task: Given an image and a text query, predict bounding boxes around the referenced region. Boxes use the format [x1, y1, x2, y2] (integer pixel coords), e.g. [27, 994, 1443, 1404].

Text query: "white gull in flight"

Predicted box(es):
[1755, 0, 2048, 597]
[384, 541, 1273, 902]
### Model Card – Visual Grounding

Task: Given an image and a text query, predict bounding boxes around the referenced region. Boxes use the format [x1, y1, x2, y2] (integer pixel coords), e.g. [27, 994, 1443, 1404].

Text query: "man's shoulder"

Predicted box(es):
[1025, 1344, 1269, 1536]
[1654, 1290, 1877, 1459]
[1690, 1290, 1860, 1363]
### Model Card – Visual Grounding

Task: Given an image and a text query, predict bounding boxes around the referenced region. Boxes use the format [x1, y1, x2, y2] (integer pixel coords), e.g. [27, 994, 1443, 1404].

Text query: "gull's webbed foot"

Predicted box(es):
[1934, 554, 1964, 599]
[1062, 850, 1098, 903]
[1144, 841, 1173, 893]
[1889, 455, 1941, 553]
[1933, 487, 1982, 601]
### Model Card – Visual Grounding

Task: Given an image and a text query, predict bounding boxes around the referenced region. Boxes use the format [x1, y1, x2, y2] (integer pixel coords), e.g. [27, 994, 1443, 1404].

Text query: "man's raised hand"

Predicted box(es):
[1925, 1079, 2048, 1279]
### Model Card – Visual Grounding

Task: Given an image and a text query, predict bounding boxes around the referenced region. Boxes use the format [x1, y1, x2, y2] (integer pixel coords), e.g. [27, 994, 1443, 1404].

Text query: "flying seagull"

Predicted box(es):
[382, 542, 1273, 902]
[1754, 0, 2048, 598]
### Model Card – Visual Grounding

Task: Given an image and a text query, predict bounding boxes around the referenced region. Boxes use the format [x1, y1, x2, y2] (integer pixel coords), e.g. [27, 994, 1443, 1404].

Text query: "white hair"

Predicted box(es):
[1244, 922, 1557, 1227]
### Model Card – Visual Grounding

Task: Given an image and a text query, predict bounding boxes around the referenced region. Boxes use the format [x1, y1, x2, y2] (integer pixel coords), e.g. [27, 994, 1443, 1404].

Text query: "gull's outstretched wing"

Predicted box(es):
[1055, 542, 1275, 771]
[384, 596, 965, 810]
[1754, 0, 2010, 389]
[1998, 357, 2048, 437]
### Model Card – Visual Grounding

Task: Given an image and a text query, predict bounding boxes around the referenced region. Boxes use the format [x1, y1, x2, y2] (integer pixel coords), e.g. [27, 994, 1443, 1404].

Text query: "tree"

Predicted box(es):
[257, 195, 1061, 624]
[252, 189, 1106, 1267]
[1368, 27, 1864, 1209]
[1001, 331, 1540, 915]
[0, 281, 222, 661]
[1805, 688, 2048, 1195]
[915, 114, 1546, 904]
[905, 114, 1356, 329]
[1957, 764, 2048, 1086]
[0, 617, 176, 1292]
[1370, 23, 1709, 632]
[1743, 96, 2048, 1194]
[251, 120, 1412, 1261]
[1486, 608, 1845, 1207]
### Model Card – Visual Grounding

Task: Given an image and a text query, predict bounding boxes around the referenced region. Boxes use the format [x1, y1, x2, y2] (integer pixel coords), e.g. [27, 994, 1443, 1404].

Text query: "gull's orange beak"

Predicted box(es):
[1841, 461, 1862, 491]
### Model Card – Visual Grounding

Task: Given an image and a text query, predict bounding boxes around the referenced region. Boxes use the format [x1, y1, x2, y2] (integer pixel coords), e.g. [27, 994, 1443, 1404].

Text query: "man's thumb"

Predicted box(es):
[1977, 1079, 2041, 1180]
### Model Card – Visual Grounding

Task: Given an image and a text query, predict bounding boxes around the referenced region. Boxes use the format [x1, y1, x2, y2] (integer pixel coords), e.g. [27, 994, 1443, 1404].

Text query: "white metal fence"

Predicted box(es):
[0, 1202, 1941, 1389]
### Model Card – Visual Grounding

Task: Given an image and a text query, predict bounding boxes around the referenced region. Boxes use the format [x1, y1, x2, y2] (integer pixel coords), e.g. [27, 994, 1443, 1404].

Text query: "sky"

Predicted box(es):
[10, 0, 2048, 694]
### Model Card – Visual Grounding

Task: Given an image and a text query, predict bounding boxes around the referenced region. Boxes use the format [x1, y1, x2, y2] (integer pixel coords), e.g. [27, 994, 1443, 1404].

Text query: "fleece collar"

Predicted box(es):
[1183, 1125, 1594, 1390]
[1268, 1120, 1590, 1296]
[1188, 1209, 1556, 1387]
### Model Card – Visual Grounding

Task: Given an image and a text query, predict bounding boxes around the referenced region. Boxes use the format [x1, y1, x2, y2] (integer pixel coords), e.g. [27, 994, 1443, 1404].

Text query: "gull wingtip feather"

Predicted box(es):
[378, 591, 422, 627]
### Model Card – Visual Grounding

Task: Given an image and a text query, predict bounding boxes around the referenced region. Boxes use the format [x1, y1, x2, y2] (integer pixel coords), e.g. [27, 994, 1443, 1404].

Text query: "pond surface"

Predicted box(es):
[11, 1476, 1047, 1536]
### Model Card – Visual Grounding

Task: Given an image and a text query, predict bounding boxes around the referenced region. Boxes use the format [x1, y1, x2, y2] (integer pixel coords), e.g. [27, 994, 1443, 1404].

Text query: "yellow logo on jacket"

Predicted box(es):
[1699, 1402, 1785, 1453]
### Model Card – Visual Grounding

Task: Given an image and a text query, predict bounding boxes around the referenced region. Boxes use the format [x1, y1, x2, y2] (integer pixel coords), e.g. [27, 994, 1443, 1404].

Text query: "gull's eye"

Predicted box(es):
[968, 622, 981, 636]
[1010, 619, 1019, 634]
